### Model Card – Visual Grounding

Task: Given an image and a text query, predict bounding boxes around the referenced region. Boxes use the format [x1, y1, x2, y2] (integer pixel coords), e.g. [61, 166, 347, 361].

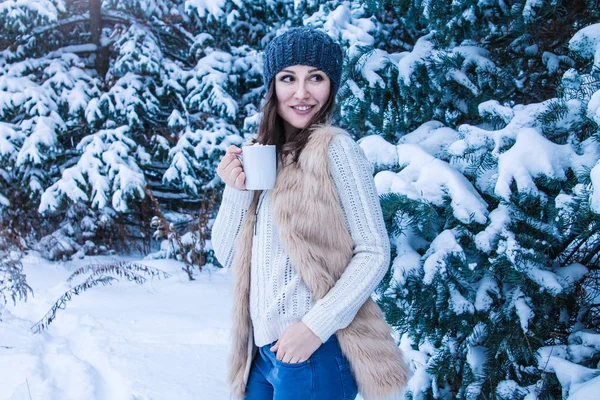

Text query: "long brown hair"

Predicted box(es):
[255, 78, 337, 165]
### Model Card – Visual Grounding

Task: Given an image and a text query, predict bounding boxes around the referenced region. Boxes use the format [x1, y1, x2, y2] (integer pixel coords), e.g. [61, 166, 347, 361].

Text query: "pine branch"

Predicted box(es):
[31, 274, 116, 333]
[67, 261, 170, 283]
[31, 261, 171, 333]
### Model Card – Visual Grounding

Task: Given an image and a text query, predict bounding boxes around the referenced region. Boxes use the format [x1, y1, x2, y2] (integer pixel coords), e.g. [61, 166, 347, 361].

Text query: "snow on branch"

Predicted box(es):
[589, 162, 600, 214]
[452, 96, 599, 200]
[569, 22, 600, 69]
[185, 0, 227, 22]
[39, 126, 148, 213]
[304, 3, 376, 58]
[0, 0, 65, 36]
[495, 128, 587, 200]
[164, 118, 242, 194]
[186, 50, 238, 119]
[373, 142, 488, 224]
[112, 24, 162, 77]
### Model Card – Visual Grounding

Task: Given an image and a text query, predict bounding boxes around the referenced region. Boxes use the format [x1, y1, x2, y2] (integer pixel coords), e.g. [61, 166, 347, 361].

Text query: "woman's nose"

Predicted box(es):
[294, 82, 309, 99]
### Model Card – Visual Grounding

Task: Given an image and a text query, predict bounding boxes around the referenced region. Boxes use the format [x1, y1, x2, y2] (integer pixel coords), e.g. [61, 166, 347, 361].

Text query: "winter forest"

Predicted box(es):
[1, 0, 600, 399]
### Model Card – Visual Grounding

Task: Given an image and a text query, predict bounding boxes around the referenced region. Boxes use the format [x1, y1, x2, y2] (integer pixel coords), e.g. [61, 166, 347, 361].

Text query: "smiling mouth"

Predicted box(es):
[292, 105, 315, 111]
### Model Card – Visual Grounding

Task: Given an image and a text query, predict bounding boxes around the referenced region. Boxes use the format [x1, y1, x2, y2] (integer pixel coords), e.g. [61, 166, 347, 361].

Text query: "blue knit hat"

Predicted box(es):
[262, 26, 344, 92]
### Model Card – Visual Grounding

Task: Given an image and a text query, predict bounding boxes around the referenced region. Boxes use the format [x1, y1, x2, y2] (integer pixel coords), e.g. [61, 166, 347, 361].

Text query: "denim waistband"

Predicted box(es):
[262, 333, 338, 349]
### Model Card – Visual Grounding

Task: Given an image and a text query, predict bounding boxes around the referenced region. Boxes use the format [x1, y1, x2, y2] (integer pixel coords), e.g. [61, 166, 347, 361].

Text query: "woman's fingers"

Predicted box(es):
[221, 156, 242, 176]
[227, 144, 242, 154]
[218, 145, 244, 187]
[228, 165, 242, 183]
[234, 170, 246, 190]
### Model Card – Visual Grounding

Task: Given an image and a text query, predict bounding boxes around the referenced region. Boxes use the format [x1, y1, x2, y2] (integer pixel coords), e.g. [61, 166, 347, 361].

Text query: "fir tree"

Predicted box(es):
[362, 3, 600, 396]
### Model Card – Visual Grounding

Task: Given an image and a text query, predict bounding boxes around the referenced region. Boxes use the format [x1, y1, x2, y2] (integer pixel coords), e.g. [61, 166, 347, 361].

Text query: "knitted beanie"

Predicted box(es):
[262, 26, 343, 91]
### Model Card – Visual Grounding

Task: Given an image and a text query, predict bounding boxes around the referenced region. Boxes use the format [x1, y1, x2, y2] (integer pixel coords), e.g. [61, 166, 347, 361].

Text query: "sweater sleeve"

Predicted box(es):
[301, 133, 391, 343]
[210, 185, 255, 269]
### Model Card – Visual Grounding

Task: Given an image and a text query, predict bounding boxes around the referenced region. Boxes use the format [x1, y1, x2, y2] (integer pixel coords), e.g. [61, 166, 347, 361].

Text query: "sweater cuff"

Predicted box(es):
[301, 306, 338, 344]
[222, 185, 254, 207]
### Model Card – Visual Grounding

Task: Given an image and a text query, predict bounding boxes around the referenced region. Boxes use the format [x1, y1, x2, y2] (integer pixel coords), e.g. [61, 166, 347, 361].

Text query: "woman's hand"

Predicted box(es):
[270, 322, 322, 363]
[217, 145, 246, 190]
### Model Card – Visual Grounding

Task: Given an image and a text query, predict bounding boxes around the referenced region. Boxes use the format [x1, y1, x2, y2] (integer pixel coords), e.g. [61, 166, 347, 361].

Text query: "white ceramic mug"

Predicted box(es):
[237, 144, 277, 190]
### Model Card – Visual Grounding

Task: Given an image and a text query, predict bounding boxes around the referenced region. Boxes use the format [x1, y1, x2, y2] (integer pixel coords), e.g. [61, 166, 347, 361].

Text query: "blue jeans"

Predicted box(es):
[244, 334, 358, 400]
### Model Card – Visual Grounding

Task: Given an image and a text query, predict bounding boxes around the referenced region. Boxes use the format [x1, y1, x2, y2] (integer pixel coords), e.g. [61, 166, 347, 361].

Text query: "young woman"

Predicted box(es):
[211, 27, 407, 400]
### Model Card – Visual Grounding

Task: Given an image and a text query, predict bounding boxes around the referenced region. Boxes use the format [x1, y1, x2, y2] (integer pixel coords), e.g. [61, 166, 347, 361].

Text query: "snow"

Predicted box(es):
[513, 292, 533, 333]
[46, 44, 98, 59]
[185, 0, 226, 20]
[16, 114, 64, 166]
[569, 23, 600, 69]
[164, 120, 243, 194]
[396, 32, 435, 86]
[304, 3, 375, 59]
[452, 95, 588, 168]
[397, 121, 458, 159]
[0, 1, 64, 33]
[554, 263, 588, 284]
[359, 49, 387, 88]
[569, 331, 600, 350]
[541, 51, 570, 75]
[0, 254, 233, 400]
[474, 274, 499, 312]
[591, 162, 600, 213]
[475, 205, 510, 253]
[543, 356, 600, 398]
[422, 230, 463, 284]
[399, 334, 432, 397]
[588, 89, 600, 126]
[390, 232, 422, 285]
[0, 122, 20, 159]
[39, 126, 147, 213]
[446, 69, 479, 96]
[449, 284, 474, 315]
[451, 45, 496, 72]
[569, 376, 600, 400]
[522, 0, 542, 22]
[358, 134, 398, 169]
[496, 380, 528, 398]
[467, 345, 487, 376]
[374, 143, 488, 224]
[478, 100, 515, 124]
[188, 51, 238, 119]
[495, 128, 585, 200]
[113, 25, 163, 77]
[498, 231, 564, 294]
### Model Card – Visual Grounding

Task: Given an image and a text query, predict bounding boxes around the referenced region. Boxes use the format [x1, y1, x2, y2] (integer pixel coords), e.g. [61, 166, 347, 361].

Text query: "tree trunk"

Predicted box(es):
[90, 0, 109, 77]
[89, 0, 102, 45]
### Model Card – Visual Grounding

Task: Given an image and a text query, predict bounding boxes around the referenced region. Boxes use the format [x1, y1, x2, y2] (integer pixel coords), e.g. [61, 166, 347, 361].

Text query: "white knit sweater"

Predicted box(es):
[211, 133, 390, 347]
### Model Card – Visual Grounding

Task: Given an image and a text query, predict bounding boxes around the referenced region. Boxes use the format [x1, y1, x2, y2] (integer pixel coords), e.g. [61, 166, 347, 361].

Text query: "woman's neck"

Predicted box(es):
[283, 120, 298, 141]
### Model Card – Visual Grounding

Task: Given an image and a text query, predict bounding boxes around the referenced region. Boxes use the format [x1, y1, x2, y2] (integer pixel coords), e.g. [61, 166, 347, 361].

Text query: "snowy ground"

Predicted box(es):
[3, 253, 599, 400]
[1, 253, 233, 400]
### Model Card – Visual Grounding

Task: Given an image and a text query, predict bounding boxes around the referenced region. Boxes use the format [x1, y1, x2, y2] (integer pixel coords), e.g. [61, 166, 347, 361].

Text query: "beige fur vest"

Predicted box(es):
[228, 125, 408, 400]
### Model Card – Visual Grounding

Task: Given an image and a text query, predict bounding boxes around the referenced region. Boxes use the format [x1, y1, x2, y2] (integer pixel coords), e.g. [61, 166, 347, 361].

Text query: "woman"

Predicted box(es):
[211, 27, 407, 400]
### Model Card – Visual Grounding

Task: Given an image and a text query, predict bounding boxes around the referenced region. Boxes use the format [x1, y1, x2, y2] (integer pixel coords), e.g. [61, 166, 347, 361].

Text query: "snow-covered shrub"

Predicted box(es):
[0, 224, 31, 321]
[147, 188, 217, 280]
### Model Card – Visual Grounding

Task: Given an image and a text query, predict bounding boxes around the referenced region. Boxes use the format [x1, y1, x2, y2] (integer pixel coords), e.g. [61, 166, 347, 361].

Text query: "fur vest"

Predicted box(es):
[228, 125, 408, 399]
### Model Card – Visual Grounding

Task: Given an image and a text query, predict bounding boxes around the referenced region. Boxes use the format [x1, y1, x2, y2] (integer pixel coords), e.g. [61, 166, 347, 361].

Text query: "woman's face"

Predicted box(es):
[275, 65, 331, 133]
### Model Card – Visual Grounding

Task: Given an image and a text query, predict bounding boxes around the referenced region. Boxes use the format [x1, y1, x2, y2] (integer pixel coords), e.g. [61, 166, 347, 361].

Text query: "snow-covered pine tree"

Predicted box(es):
[340, 0, 594, 140]
[346, 1, 600, 397]
[0, 0, 200, 258]
[164, 0, 321, 197]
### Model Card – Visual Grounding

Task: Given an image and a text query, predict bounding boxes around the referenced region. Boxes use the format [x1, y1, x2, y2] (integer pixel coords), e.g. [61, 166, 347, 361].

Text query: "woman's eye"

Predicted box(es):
[311, 74, 325, 82]
[279, 75, 294, 83]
